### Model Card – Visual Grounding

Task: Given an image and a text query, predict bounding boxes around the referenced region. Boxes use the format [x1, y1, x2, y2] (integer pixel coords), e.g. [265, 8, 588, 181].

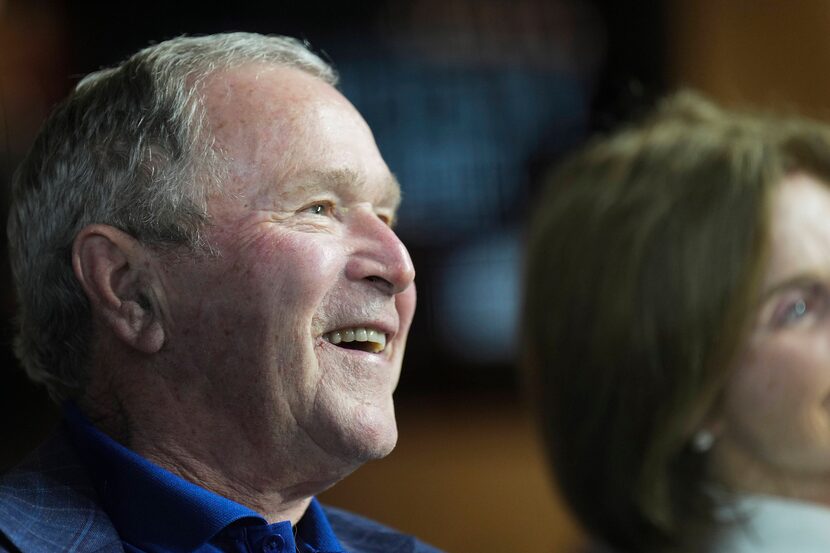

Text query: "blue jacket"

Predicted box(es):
[0, 431, 443, 553]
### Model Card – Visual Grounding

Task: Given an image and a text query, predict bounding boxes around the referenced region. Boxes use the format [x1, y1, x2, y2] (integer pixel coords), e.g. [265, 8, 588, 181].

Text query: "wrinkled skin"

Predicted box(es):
[82, 64, 416, 523]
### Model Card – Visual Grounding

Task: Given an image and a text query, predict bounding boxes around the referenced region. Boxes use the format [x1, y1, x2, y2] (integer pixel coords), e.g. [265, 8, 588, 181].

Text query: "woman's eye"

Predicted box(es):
[770, 284, 824, 328]
[781, 298, 808, 323]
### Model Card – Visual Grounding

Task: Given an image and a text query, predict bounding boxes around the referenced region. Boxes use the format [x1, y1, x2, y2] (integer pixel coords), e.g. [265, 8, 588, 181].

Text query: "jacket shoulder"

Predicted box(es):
[323, 504, 444, 553]
[0, 430, 122, 552]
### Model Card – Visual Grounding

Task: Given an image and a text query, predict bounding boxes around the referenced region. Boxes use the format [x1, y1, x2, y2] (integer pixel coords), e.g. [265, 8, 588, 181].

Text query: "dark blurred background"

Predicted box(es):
[3, 1, 829, 551]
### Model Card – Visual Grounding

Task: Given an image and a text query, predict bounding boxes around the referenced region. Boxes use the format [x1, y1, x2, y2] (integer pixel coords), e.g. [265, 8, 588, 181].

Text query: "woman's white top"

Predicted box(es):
[709, 494, 830, 553]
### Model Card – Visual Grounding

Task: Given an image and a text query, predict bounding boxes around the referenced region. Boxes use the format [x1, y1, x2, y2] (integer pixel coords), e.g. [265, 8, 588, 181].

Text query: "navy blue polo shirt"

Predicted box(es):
[63, 404, 346, 553]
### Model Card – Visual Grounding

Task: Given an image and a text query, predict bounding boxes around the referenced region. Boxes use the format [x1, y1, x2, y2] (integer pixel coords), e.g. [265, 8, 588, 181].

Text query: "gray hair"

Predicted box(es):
[8, 32, 337, 401]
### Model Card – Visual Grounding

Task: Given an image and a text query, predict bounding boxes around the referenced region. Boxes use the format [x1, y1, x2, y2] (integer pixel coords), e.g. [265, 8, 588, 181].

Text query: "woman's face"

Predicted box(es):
[715, 173, 830, 497]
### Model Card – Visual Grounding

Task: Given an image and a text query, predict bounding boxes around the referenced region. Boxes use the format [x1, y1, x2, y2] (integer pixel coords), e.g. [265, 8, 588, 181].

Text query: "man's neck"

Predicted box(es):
[143, 447, 315, 524]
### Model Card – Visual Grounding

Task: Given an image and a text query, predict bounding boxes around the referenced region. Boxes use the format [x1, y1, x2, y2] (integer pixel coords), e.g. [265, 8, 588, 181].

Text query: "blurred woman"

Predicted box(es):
[523, 92, 830, 553]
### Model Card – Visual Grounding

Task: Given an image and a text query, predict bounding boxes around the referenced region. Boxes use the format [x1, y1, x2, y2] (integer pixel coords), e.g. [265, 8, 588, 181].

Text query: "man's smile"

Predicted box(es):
[322, 327, 387, 353]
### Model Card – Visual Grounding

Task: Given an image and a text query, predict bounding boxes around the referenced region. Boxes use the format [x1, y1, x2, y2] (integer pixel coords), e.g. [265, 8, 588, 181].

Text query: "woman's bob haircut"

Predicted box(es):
[523, 92, 830, 552]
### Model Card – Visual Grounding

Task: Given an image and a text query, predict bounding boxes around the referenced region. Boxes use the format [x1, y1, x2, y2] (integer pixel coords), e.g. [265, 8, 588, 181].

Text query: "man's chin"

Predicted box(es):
[336, 408, 399, 464]
[364, 427, 398, 460]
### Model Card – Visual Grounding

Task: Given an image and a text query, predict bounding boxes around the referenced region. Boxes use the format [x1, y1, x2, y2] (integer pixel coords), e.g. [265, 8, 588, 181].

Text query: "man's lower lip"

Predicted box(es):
[319, 339, 389, 356]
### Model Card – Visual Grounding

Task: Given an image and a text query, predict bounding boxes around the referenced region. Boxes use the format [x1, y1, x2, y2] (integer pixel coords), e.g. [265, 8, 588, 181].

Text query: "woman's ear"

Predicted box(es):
[690, 413, 725, 453]
[687, 391, 727, 454]
[72, 224, 165, 353]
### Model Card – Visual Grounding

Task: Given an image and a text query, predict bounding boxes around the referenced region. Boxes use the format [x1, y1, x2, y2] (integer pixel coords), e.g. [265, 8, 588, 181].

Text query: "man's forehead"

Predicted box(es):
[199, 65, 398, 211]
[201, 63, 337, 111]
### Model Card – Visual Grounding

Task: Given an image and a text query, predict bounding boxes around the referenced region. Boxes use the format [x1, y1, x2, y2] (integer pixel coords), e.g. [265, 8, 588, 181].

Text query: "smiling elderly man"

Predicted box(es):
[0, 33, 439, 553]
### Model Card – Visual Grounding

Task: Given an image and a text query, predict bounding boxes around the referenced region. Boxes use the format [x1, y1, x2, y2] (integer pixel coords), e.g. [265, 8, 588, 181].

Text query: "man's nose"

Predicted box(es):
[345, 207, 416, 295]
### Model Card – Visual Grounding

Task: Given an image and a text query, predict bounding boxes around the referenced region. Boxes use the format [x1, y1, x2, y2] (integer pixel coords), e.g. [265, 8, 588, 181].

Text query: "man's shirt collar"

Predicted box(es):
[63, 403, 345, 553]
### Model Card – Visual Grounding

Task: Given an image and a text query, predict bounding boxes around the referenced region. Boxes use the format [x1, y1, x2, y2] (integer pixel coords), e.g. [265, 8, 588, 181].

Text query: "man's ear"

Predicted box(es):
[72, 224, 165, 354]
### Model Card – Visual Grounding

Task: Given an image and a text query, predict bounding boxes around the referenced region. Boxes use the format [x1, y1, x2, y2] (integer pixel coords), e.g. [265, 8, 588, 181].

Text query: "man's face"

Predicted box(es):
[158, 64, 415, 471]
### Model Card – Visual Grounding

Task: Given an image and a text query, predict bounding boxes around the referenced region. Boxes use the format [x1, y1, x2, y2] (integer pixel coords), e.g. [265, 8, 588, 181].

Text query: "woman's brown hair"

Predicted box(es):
[523, 92, 830, 552]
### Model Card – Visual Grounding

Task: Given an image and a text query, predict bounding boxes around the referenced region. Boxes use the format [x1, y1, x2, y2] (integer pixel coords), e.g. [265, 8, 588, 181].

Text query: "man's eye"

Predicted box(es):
[304, 203, 333, 216]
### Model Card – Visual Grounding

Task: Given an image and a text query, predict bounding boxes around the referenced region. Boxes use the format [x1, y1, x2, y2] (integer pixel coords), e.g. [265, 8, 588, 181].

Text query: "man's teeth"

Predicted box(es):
[323, 327, 387, 352]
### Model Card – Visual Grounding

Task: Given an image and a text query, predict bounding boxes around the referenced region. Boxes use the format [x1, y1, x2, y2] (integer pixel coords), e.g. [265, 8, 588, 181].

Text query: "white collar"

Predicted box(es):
[710, 494, 830, 553]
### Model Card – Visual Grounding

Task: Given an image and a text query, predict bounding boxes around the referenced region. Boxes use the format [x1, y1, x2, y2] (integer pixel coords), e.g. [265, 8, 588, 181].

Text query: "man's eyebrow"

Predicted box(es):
[305, 169, 402, 209]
